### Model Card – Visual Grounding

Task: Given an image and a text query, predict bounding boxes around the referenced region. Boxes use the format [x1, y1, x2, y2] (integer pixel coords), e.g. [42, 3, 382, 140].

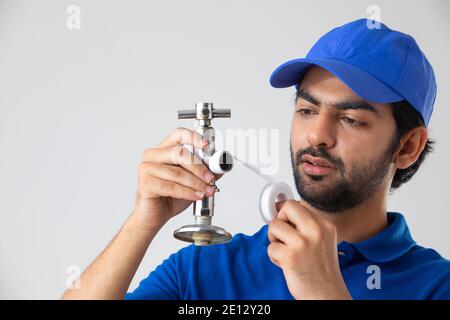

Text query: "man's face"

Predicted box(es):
[291, 66, 398, 213]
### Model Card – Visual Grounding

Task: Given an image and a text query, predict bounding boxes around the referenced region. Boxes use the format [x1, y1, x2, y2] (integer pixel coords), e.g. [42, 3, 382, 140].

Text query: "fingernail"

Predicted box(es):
[205, 185, 215, 195]
[204, 172, 214, 183]
[195, 191, 205, 198]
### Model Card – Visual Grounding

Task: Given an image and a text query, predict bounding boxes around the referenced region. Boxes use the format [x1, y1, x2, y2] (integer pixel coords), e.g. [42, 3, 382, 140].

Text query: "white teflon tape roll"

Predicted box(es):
[209, 150, 233, 174]
[181, 144, 233, 175]
[259, 182, 294, 223]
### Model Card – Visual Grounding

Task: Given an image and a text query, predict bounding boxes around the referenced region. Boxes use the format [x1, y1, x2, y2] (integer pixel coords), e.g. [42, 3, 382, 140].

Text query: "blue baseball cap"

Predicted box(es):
[270, 18, 437, 126]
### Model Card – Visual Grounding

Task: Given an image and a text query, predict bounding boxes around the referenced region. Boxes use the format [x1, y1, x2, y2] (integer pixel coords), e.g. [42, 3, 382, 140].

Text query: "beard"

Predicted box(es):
[290, 140, 395, 213]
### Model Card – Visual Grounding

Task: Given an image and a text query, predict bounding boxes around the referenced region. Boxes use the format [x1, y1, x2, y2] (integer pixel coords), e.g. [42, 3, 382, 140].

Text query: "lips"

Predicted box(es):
[301, 154, 335, 168]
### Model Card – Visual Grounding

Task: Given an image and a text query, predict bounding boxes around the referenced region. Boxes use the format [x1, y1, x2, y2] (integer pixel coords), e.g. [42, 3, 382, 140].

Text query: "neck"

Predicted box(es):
[299, 186, 389, 243]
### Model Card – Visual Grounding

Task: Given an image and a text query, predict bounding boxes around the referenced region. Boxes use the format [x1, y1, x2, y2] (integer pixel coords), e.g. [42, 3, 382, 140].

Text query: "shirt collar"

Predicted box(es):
[342, 211, 417, 263]
[263, 211, 417, 263]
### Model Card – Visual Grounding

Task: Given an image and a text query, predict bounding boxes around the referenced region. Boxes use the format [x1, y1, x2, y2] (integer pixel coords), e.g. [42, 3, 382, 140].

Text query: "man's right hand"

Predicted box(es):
[62, 127, 220, 300]
[131, 127, 219, 231]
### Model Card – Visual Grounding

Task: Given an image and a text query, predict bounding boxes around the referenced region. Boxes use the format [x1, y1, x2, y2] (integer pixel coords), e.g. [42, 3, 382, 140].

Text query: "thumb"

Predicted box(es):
[275, 200, 286, 213]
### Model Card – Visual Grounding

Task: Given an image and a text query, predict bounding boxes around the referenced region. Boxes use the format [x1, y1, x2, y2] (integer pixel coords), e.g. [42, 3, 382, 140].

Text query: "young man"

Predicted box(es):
[62, 19, 450, 300]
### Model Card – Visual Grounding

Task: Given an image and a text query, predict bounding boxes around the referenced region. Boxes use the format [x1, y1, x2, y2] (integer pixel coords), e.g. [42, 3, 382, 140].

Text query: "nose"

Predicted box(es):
[306, 112, 337, 148]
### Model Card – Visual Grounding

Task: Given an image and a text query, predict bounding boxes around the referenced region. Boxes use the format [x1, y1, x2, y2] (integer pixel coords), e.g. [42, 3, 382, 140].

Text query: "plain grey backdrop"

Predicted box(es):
[0, 0, 448, 299]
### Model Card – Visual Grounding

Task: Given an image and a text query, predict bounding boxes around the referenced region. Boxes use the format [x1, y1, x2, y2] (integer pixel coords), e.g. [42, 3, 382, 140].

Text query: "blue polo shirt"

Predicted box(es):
[125, 212, 450, 300]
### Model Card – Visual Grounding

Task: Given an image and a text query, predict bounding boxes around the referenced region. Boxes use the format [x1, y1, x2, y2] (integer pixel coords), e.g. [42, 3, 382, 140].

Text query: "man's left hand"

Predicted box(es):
[267, 200, 352, 300]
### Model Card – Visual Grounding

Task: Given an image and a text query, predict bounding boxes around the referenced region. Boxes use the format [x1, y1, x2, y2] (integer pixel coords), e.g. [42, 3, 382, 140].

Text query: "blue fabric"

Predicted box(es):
[125, 212, 450, 300]
[269, 18, 437, 126]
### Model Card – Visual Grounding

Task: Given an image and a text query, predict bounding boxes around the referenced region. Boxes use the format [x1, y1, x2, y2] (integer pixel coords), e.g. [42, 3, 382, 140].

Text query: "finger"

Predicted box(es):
[157, 127, 208, 150]
[275, 200, 296, 229]
[275, 200, 286, 212]
[267, 242, 286, 268]
[276, 200, 320, 234]
[140, 175, 204, 201]
[268, 218, 302, 246]
[139, 162, 215, 196]
[142, 145, 215, 184]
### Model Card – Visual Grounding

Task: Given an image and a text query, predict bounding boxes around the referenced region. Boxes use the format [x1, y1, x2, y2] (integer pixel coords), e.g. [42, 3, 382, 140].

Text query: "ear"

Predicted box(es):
[393, 126, 428, 170]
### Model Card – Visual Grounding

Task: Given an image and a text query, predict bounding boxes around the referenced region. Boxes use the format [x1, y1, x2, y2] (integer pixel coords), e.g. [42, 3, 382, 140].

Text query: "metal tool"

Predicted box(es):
[173, 102, 234, 246]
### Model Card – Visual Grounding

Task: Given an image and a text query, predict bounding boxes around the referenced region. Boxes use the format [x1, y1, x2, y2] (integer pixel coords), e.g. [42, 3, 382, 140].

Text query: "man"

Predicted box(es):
[62, 19, 450, 300]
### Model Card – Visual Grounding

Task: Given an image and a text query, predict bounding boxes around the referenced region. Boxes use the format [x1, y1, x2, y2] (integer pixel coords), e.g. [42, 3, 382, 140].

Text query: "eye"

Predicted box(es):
[296, 108, 315, 117]
[341, 116, 363, 127]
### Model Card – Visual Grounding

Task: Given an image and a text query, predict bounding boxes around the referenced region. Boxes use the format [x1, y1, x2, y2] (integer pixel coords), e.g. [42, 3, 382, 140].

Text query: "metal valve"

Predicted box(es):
[173, 102, 233, 246]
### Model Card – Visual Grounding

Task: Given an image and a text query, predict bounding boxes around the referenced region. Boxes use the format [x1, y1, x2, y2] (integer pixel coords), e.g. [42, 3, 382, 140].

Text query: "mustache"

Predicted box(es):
[294, 146, 345, 174]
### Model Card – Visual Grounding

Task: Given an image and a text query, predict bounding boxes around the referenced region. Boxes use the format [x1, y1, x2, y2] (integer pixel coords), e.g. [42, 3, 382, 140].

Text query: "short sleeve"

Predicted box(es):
[125, 251, 182, 300]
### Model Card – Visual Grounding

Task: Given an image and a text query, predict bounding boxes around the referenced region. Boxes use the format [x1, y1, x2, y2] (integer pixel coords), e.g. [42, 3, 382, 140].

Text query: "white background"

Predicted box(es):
[0, 0, 448, 299]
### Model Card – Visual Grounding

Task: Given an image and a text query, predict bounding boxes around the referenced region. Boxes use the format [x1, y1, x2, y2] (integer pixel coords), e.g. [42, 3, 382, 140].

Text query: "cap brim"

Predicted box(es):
[269, 57, 403, 104]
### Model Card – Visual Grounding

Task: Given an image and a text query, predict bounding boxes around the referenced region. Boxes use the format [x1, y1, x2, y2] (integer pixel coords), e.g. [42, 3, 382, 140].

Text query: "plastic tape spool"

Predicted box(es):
[259, 182, 294, 223]
[209, 150, 233, 174]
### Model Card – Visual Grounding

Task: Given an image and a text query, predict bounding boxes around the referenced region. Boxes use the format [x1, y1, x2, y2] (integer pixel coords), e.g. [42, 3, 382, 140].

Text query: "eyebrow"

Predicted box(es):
[296, 89, 380, 116]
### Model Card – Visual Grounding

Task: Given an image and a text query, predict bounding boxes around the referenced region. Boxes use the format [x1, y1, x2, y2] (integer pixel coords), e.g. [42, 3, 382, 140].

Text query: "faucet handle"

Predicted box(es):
[212, 108, 231, 118]
[177, 103, 231, 121]
[177, 109, 196, 119]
